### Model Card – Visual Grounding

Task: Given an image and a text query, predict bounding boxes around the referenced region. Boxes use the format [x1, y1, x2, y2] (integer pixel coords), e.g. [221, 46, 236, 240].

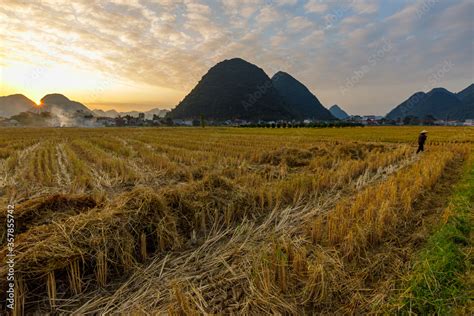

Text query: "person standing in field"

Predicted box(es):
[417, 130, 428, 153]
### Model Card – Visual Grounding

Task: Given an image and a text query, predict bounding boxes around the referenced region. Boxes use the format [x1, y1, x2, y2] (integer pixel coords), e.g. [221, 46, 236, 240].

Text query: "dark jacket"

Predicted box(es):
[418, 133, 427, 145]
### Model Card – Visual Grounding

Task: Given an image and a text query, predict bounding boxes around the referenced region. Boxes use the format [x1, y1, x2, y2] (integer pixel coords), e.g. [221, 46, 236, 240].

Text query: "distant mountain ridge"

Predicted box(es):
[0, 93, 169, 120]
[0, 94, 37, 117]
[2, 80, 472, 123]
[41, 94, 93, 115]
[271, 71, 335, 120]
[386, 84, 473, 120]
[454, 84, 474, 119]
[329, 105, 349, 119]
[92, 109, 120, 118]
[167, 58, 293, 121]
[457, 83, 474, 101]
[92, 108, 169, 119]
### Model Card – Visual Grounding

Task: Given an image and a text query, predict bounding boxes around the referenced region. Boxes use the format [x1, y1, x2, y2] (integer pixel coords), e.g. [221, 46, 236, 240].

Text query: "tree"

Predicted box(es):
[403, 115, 420, 125]
[423, 115, 436, 125]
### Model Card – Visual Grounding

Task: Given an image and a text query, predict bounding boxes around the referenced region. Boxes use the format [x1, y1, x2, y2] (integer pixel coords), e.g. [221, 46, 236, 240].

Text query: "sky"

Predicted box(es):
[0, 0, 473, 115]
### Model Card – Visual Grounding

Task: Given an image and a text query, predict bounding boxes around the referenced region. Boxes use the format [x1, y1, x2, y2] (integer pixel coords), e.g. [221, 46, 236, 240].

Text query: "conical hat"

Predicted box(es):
[420, 130, 428, 133]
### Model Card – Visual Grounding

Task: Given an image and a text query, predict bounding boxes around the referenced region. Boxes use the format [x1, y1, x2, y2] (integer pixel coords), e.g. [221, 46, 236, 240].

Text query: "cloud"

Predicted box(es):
[276, 0, 298, 6]
[270, 33, 287, 47]
[301, 29, 324, 45]
[304, 0, 328, 13]
[351, 0, 379, 14]
[255, 6, 282, 27]
[287, 16, 313, 31]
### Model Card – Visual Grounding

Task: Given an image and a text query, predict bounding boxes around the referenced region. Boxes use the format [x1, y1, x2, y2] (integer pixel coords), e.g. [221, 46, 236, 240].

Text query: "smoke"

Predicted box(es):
[48, 108, 72, 127]
[46, 108, 102, 127]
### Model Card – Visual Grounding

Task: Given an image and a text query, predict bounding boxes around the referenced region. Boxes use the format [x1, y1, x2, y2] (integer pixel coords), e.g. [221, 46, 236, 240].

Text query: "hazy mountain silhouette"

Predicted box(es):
[386, 85, 473, 120]
[0, 94, 37, 117]
[93, 109, 120, 118]
[167, 58, 293, 121]
[41, 94, 93, 115]
[271, 71, 335, 120]
[329, 104, 349, 119]
[145, 108, 170, 119]
[94, 108, 169, 119]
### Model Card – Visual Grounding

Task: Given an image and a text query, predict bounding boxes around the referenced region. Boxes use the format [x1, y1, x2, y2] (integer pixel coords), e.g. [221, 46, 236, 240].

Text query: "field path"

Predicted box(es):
[56, 143, 72, 189]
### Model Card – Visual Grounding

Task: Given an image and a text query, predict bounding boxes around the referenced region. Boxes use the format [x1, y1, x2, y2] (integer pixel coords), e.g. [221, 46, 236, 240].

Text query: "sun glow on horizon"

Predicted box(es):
[0, 61, 184, 111]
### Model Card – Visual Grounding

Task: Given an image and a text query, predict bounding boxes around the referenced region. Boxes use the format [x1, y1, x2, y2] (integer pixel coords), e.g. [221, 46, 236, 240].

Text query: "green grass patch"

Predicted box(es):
[397, 155, 473, 314]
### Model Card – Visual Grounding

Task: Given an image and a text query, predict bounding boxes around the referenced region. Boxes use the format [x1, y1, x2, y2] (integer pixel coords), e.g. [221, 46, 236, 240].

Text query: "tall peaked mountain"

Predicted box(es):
[167, 58, 293, 121]
[453, 84, 474, 119]
[0, 94, 37, 117]
[329, 104, 349, 119]
[40, 94, 93, 115]
[386, 86, 471, 120]
[457, 83, 474, 101]
[271, 71, 335, 120]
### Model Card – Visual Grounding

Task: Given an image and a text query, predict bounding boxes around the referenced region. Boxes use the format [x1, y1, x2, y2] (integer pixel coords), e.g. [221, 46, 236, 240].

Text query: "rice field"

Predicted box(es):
[0, 126, 472, 314]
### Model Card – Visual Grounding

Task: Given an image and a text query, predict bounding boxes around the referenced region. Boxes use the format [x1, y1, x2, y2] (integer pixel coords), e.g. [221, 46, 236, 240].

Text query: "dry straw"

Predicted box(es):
[0, 127, 470, 314]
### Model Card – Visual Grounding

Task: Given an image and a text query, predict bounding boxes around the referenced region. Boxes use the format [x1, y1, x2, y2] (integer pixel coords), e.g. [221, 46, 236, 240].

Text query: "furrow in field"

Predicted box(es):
[68, 139, 140, 189]
[72, 146, 465, 314]
[1, 127, 469, 315]
[19, 143, 59, 194]
[55, 143, 72, 189]
[4, 142, 45, 198]
[57, 144, 419, 313]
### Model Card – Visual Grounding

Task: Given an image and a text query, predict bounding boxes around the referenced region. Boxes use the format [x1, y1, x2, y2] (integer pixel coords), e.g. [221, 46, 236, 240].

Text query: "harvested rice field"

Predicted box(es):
[0, 126, 473, 314]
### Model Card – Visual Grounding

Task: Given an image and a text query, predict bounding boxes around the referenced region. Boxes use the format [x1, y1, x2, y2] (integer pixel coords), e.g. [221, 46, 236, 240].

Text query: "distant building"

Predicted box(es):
[96, 117, 116, 127]
[348, 115, 381, 125]
[115, 116, 125, 126]
[172, 119, 193, 126]
[2, 119, 19, 127]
